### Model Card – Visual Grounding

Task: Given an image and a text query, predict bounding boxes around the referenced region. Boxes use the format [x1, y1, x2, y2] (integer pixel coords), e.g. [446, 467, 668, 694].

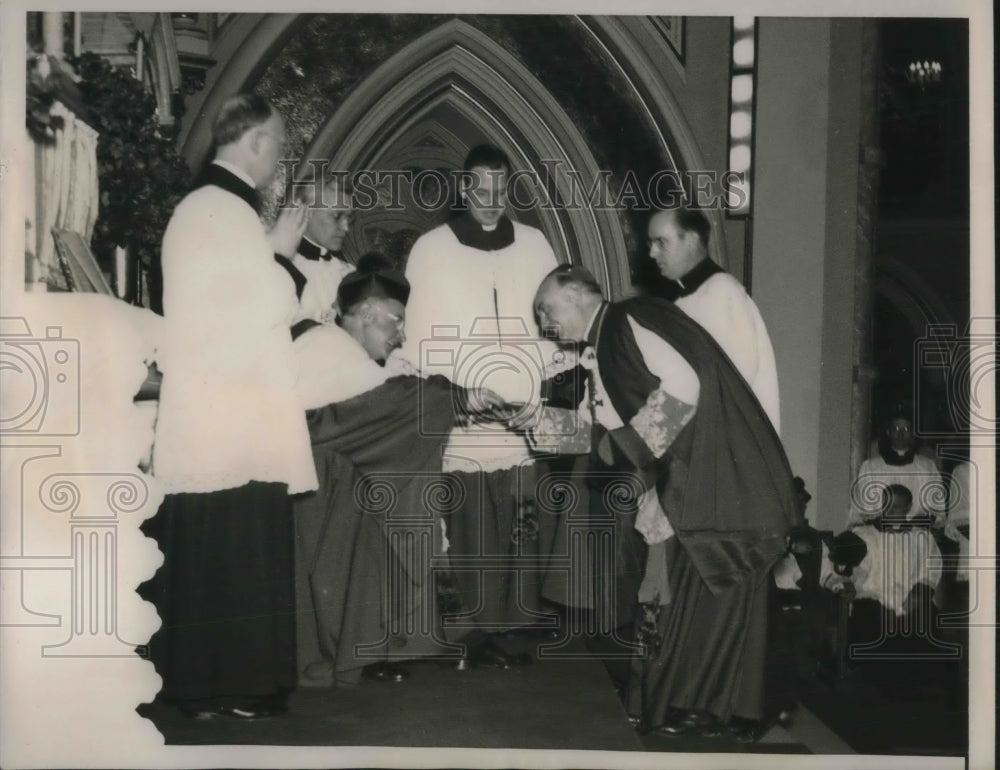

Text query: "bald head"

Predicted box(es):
[534, 266, 604, 343]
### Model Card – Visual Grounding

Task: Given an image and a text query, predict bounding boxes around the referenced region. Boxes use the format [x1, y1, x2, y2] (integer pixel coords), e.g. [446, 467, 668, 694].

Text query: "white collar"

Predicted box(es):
[212, 159, 256, 189]
[301, 235, 328, 256]
[582, 302, 603, 343]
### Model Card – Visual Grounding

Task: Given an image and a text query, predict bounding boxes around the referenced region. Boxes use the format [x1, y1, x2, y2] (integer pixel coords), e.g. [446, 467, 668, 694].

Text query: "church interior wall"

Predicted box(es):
[753, 17, 858, 532]
[648, 16, 749, 283]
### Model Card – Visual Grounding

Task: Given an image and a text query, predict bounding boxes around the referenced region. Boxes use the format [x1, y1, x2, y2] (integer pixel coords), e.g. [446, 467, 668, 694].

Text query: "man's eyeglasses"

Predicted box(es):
[371, 307, 405, 330]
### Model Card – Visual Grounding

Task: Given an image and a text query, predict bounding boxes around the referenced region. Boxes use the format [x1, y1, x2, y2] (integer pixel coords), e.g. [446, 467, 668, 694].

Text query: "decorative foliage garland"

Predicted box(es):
[74, 52, 191, 309]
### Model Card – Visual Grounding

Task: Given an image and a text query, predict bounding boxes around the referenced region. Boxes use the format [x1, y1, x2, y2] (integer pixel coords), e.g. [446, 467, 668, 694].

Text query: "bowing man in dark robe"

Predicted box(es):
[291, 254, 507, 687]
[533, 265, 802, 741]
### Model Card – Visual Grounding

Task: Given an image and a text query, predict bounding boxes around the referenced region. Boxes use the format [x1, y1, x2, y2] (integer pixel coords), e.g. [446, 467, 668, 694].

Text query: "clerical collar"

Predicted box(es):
[194, 161, 261, 213]
[584, 302, 609, 348]
[877, 435, 917, 466]
[447, 211, 515, 251]
[298, 237, 336, 261]
[670, 258, 724, 298]
[212, 159, 255, 188]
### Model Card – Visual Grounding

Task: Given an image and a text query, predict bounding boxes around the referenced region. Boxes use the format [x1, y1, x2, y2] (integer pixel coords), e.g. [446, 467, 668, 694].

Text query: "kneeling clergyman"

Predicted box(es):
[291, 253, 507, 687]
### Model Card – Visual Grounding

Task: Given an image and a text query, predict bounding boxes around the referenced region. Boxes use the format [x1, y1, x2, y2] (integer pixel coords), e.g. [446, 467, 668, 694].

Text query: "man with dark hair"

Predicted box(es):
[646, 208, 780, 433]
[533, 266, 800, 741]
[463, 143, 511, 174]
[145, 93, 313, 720]
[850, 410, 946, 527]
[398, 142, 561, 668]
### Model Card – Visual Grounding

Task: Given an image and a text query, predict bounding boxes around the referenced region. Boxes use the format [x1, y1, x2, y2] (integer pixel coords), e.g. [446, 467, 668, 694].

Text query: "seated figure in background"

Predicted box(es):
[291, 253, 506, 687]
[838, 485, 943, 617]
[850, 410, 946, 528]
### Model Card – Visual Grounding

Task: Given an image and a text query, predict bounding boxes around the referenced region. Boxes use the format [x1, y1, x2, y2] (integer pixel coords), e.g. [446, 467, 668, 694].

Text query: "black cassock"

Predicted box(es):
[293, 374, 464, 685]
[591, 298, 802, 724]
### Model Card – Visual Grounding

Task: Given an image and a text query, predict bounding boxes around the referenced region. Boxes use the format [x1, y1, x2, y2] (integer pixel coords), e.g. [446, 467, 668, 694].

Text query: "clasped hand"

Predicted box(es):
[461, 388, 540, 431]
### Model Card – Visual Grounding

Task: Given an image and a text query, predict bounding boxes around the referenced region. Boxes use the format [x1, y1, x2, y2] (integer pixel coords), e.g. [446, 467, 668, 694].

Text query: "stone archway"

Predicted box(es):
[301, 19, 630, 298]
[182, 14, 730, 298]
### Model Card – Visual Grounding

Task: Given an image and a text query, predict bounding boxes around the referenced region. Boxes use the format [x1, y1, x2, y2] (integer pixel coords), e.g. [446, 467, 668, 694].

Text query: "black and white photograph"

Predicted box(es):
[0, 2, 993, 768]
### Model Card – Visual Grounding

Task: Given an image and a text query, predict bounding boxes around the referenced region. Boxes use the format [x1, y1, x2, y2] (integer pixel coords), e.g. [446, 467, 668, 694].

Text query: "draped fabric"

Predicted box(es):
[139, 482, 296, 704]
[443, 464, 547, 631]
[34, 100, 100, 287]
[598, 298, 800, 593]
[293, 374, 460, 685]
[593, 297, 801, 725]
[633, 537, 771, 722]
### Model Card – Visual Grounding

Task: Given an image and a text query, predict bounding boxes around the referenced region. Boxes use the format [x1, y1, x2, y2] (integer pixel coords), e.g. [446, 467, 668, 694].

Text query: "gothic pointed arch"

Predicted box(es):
[578, 16, 730, 271]
[302, 19, 630, 297]
[181, 14, 735, 295]
[178, 14, 305, 168]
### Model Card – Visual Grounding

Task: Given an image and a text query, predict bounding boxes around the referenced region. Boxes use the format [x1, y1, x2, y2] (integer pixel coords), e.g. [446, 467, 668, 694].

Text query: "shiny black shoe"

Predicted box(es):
[361, 661, 410, 683]
[654, 710, 723, 737]
[182, 698, 287, 720]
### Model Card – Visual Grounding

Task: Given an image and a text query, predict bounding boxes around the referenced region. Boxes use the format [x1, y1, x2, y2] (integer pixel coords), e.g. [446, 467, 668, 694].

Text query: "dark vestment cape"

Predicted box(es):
[595, 297, 802, 723]
[294, 374, 461, 685]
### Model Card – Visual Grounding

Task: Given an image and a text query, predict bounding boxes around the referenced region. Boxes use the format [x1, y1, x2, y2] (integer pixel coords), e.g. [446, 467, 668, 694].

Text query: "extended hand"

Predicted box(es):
[465, 388, 506, 414]
[503, 403, 542, 432]
[456, 387, 504, 420]
[268, 202, 309, 257]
